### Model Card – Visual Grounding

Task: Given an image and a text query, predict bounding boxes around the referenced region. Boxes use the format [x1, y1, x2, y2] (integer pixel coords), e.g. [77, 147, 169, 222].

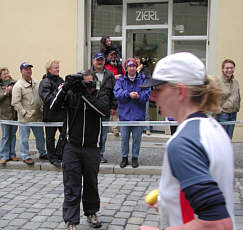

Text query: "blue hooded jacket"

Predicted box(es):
[113, 72, 151, 121]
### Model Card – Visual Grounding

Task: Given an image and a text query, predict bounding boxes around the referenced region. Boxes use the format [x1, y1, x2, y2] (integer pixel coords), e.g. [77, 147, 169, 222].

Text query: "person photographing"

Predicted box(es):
[50, 70, 109, 230]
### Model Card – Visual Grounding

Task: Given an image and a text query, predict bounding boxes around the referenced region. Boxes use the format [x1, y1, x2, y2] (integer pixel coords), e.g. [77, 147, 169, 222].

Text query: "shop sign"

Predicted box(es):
[136, 9, 159, 21]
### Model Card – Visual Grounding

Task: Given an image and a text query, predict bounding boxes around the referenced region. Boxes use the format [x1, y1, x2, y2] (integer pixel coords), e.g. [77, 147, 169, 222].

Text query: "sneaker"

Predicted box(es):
[23, 158, 34, 165]
[100, 156, 107, 163]
[132, 157, 139, 168]
[120, 157, 128, 168]
[113, 131, 120, 137]
[146, 130, 151, 136]
[1, 159, 7, 164]
[87, 214, 102, 228]
[66, 222, 76, 230]
[10, 157, 19, 161]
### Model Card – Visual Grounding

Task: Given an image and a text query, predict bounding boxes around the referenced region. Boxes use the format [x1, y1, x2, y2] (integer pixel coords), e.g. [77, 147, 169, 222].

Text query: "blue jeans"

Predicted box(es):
[100, 116, 110, 156]
[19, 126, 47, 160]
[120, 126, 143, 158]
[0, 124, 18, 160]
[216, 112, 237, 139]
[144, 101, 150, 131]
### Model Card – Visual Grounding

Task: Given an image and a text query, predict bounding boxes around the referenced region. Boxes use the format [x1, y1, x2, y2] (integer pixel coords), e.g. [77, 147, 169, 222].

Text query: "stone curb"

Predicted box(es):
[1, 161, 243, 178]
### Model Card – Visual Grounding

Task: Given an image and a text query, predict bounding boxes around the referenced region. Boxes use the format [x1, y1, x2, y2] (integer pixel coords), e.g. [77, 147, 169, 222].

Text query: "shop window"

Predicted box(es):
[127, 2, 168, 25]
[91, 0, 122, 37]
[173, 0, 208, 36]
[172, 40, 207, 65]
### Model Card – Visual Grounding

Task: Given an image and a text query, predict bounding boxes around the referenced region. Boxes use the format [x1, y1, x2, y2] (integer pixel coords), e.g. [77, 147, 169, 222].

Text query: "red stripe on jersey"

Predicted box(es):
[180, 190, 194, 223]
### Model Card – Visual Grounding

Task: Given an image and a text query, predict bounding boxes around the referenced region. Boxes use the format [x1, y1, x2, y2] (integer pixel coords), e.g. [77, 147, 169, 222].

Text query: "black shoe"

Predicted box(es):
[52, 161, 61, 169]
[100, 156, 107, 163]
[39, 154, 48, 160]
[132, 157, 139, 168]
[120, 157, 128, 168]
[87, 214, 102, 228]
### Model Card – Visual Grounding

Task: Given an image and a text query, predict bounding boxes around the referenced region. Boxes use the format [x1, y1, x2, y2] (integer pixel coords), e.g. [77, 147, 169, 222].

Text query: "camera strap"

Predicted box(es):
[65, 92, 82, 142]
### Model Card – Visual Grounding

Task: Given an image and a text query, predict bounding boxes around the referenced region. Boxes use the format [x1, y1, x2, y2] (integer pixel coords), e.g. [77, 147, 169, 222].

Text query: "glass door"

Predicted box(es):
[126, 29, 167, 73]
[126, 29, 168, 131]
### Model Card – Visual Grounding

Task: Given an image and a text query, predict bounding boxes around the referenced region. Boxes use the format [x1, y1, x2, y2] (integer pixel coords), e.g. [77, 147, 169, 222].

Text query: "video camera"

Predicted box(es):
[85, 81, 96, 89]
[64, 73, 97, 93]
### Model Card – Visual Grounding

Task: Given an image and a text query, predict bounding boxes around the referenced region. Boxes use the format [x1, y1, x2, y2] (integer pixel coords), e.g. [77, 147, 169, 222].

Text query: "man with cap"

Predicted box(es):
[11, 62, 47, 165]
[89, 52, 117, 163]
[140, 52, 235, 230]
[114, 58, 150, 168]
[105, 49, 125, 136]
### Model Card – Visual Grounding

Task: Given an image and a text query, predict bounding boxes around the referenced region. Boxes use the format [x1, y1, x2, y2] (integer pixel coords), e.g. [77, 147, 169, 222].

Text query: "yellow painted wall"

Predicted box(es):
[217, 0, 243, 141]
[0, 0, 79, 140]
[0, 0, 78, 81]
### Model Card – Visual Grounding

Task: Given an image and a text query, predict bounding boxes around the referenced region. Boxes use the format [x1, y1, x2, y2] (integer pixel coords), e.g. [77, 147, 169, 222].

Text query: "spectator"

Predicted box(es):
[100, 35, 121, 63]
[89, 52, 117, 163]
[216, 59, 241, 139]
[140, 52, 235, 230]
[39, 60, 65, 168]
[0, 67, 18, 164]
[168, 117, 177, 135]
[11, 62, 47, 165]
[105, 49, 125, 136]
[114, 58, 150, 168]
[50, 70, 109, 230]
[135, 56, 152, 135]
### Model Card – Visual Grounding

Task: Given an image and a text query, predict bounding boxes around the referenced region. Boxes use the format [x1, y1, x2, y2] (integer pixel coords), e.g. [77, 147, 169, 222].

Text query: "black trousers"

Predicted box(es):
[45, 126, 62, 163]
[62, 142, 100, 224]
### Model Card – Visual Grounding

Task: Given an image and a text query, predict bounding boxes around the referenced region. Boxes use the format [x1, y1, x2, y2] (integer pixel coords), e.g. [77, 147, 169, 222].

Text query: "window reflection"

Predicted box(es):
[173, 0, 208, 36]
[172, 40, 207, 65]
[91, 0, 122, 37]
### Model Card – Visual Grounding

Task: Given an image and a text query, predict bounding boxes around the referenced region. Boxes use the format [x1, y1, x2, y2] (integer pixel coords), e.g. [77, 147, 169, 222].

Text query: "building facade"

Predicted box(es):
[0, 0, 242, 140]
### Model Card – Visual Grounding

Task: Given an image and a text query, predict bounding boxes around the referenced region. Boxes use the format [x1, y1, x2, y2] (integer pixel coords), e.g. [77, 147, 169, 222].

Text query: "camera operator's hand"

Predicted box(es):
[62, 81, 71, 92]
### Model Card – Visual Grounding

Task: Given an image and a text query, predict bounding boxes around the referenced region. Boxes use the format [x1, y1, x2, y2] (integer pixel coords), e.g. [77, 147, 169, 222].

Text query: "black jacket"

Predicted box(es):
[90, 67, 117, 114]
[39, 72, 65, 122]
[50, 87, 109, 147]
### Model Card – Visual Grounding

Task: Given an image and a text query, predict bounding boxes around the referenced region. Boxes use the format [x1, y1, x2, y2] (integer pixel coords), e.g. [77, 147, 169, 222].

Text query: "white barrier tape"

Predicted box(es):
[103, 120, 243, 126]
[1, 120, 242, 127]
[0, 120, 63, 127]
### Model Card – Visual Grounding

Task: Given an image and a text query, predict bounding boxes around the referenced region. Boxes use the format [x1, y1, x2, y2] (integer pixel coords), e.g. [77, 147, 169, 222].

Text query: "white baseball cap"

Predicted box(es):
[140, 52, 206, 88]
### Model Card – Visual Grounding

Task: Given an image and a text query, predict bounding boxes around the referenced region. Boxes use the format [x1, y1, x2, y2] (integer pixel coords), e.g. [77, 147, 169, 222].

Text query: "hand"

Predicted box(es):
[115, 74, 121, 80]
[130, 92, 139, 99]
[110, 109, 116, 115]
[58, 83, 64, 90]
[146, 202, 158, 212]
[62, 82, 70, 92]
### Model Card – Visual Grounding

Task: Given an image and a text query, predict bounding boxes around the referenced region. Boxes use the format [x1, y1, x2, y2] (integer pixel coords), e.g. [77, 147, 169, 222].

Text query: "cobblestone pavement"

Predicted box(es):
[0, 169, 243, 230]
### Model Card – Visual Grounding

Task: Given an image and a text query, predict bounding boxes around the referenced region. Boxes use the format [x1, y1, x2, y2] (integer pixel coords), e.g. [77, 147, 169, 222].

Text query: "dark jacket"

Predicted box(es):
[90, 67, 117, 113]
[0, 77, 17, 120]
[113, 72, 150, 121]
[139, 65, 151, 79]
[38, 72, 65, 122]
[100, 43, 121, 63]
[50, 87, 109, 147]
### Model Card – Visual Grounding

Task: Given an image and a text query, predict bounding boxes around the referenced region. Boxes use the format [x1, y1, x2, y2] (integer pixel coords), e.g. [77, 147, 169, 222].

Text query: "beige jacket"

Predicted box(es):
[11, 77, 43, 122]
[219, 75, 241, 113]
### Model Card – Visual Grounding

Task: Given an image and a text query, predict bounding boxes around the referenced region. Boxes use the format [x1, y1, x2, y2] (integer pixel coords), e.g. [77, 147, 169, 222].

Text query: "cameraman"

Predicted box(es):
[50, 70, 109, 230]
